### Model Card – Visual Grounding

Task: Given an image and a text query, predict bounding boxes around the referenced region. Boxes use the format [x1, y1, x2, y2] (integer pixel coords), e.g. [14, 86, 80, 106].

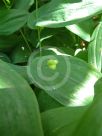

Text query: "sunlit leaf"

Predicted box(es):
[41, 78, 102, 136]
[28, 48, 101, 106]
[66, 19, 94, 42]
[88, 22, 102, 72]
[28, 0, 102, 28]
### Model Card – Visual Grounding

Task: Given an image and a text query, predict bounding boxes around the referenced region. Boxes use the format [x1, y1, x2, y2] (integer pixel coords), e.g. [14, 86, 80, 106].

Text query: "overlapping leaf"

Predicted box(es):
[37, 89, 62, 112]
[42, 106, 88, 136]
[0, 60, 44, 136]
[66, 19, 94, 42]
[88, 22, 102, 72]
[28, 0, 102, 28]
[0, 9, 28, 35]
[14, 0, 34, 10]
[41, 78, 102, 136]
[28, 48, 101, 106]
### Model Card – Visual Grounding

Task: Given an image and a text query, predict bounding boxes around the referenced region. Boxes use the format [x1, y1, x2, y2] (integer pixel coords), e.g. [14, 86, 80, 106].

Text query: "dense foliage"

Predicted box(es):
[0, 0, 102, 136]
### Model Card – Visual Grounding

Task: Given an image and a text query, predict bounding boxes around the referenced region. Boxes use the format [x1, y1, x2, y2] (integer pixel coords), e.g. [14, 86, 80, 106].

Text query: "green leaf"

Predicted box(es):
[66, 19, 94, 42]
[28, 0, 102, 28]
[0, 9, 28, 35]
[41, 106, 88, 136]
[9, 64, 32, 84]
[14, 0, 34, 10]
[37, 88, 62, 112]
[28, 49, 101, 106]
[88, 22, 102, 72]
[41, 78, 102, 136]
[0, 60, 44, 136]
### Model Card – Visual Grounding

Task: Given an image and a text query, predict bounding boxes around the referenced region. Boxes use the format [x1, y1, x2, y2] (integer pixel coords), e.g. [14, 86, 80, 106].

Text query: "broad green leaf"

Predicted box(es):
[66, 19, 94, 42]
[0, 9, 28, 35]
[28, 0, 102, 28]
[70, 78, 102, 136]
[88, 22, 102, 72]
[9, 64, 31, 84]
[28, 49, 101, 106]
[14, 0, 34, 10]
[0, 60, 44, 136]
[41, 106, 88, 136]
[41, 78, 102, 136]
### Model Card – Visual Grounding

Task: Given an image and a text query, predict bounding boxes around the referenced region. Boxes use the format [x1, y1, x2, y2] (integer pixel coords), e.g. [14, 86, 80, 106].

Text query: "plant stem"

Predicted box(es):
[36, 0, 42, 56]
[3, 0, 11, 9]
[38, 27, 42, 56]
[20, 30, 32, 53]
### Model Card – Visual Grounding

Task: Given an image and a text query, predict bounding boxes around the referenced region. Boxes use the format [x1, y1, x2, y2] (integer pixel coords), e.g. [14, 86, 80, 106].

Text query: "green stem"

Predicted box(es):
[3, 0, 11, 9]
[20, 30, 32, 53]
[38, 27, 42, 56]
[36, 0, 42, 56]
